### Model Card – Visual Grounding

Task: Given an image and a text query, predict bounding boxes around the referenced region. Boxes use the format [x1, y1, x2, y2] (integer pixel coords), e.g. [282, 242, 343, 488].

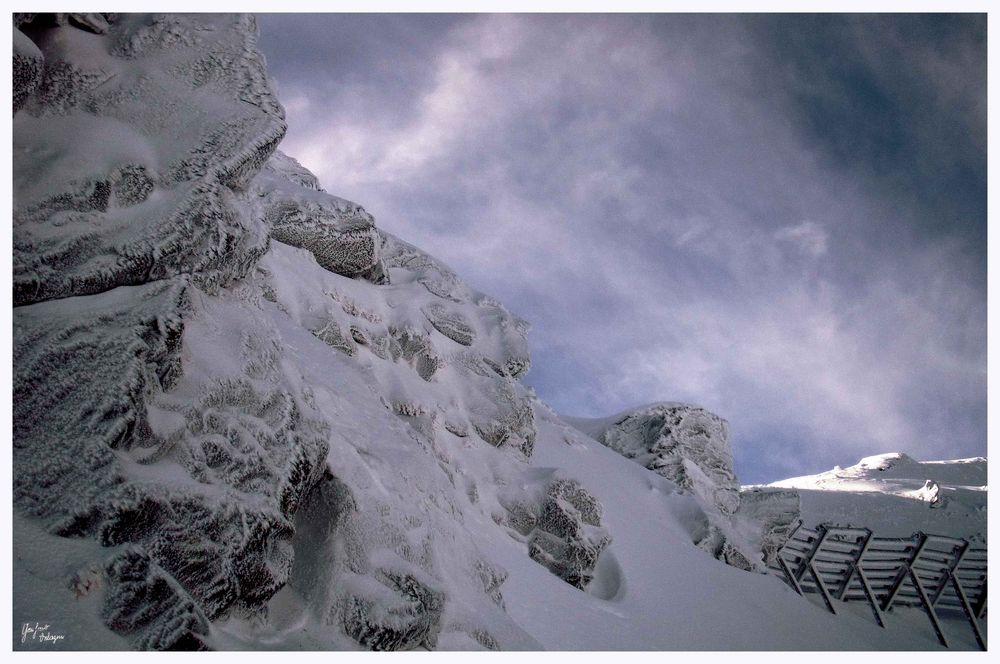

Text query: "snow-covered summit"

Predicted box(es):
[764, 453, 986, 541]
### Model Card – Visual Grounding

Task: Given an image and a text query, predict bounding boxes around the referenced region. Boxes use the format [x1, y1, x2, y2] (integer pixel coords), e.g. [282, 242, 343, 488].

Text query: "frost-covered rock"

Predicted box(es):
[13, 279, 188, 522]
[496, 476, 611, 590]
[260, 165, 382, 279]
[566, 404, 786, 572]
[13, 13, 283, 307]
[103, 547, 211, 651]
[341, 568, 445, 651]
[585, 403, 739, 515]
[423, 303, 476, 346]
[13, 26, 43, 114]
[913, 479, 942, 506]
[695, 525, 754, 572]
[736, 487, 801, 566]
[528, 479, 612, 589]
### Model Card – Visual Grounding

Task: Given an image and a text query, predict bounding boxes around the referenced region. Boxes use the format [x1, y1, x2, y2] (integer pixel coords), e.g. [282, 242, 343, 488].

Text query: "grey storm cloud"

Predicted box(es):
[257, 13, 986, 483]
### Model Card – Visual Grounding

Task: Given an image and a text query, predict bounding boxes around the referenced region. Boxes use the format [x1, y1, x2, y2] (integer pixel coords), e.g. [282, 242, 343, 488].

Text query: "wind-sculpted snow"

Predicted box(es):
[13, 13, 283, 307]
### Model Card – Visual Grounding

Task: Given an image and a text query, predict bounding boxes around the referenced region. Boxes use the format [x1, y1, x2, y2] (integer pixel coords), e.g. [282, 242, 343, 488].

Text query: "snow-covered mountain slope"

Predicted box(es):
[763, 453, 987, 541]
[11, 13, 985, 651]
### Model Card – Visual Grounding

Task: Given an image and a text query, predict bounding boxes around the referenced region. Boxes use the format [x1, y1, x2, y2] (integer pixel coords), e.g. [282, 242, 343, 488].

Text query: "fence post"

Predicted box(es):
[836, 529, 872, 601]
[839, 529, 884, 628]
[881, 532, 928, 612]
[951, 570, 986, 650]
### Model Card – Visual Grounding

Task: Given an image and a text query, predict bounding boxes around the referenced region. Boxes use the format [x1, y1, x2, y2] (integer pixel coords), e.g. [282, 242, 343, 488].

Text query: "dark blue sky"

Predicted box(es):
[257, 14, 986, 483]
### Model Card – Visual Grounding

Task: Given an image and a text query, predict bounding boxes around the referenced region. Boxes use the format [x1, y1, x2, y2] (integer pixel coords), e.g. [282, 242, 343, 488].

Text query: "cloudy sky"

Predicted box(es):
[257, 14, 986, 483]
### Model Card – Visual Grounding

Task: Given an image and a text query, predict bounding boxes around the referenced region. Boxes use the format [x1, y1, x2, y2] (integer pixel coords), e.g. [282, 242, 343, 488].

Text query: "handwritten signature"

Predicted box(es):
[20, 622, 65, 645]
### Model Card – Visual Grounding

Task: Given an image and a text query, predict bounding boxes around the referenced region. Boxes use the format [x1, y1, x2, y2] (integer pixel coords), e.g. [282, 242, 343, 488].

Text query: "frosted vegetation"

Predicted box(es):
[12, 13, 987, 651]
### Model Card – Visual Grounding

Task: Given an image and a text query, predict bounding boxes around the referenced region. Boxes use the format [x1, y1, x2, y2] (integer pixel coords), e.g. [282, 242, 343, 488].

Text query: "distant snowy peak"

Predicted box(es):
[767, 452, 987, 494]
[764, 453, 987, 541]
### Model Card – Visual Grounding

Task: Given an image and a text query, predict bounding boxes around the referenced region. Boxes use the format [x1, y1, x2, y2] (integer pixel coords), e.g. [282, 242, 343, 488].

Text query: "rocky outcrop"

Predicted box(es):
[260, 161, 383, 280]
[497, 477, 611, 590]
[527, 479, 612, 589]
[571, 404, 793, 572]
[423, 303, 476, 347]
[14, 11, 544, 652]
[341, 568, 445, 651]
[595, 404, 739, 515]
[103, 547, 211, 651]
[13, 14, 283, 307]
[695, 526, 754, 572]
[13, 280, 189, 523]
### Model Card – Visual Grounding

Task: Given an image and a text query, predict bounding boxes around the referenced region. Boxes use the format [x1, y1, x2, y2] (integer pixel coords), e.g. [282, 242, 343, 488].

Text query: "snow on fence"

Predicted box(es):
[770, 521, 987, 650]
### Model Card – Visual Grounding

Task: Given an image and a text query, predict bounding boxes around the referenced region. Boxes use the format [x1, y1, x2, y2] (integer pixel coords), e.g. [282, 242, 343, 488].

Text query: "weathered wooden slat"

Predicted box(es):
[971, 577, 987, 620]
[814, 550, 857, 565]
[822, 538, 864, 551]
[956, 563, 988, 573]
[864, 548, 916, 560]
[924, 534, 967, 547]
[777, 556, 803, 596]
[912, 570, 947, 586]
[929, 542, 968, 608]
[908, 569, 948, 647]
[773, 525, 986, 651]
[915, 550, 958, 566]
[809, 562, 837, 615]
[860, 563, 900, 571]
[912, 559, 952, 574]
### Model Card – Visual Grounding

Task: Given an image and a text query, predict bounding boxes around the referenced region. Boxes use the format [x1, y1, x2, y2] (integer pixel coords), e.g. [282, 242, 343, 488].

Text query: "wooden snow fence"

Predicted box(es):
[770, 521, 987, 650]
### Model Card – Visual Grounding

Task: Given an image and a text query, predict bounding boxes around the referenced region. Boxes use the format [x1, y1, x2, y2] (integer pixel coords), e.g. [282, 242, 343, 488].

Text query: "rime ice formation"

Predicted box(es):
[13, 13, 548, 651]
[736, 488, 802, 566]
[14, 13, 985, 653]
[563, 404, 790, 571]
[568, 404, 739, 515]
[13, 13, 281, 308]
